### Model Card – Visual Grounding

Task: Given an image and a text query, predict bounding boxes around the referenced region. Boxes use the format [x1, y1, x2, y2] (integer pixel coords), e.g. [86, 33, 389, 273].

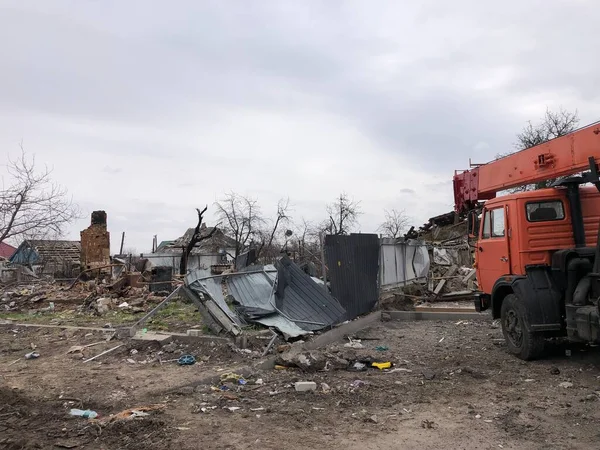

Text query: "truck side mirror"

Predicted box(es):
[467, 210, 480, 238]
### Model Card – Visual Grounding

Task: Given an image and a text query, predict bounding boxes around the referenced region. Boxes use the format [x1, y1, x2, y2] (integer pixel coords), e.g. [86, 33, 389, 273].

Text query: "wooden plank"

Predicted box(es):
[462, 269, 477, 283]
[433, 265, 458, 295]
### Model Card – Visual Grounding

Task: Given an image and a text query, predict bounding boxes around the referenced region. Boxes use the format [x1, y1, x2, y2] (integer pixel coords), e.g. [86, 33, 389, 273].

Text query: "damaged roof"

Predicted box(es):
[10, 240, 81, 265]
[160, 226, 237, 254]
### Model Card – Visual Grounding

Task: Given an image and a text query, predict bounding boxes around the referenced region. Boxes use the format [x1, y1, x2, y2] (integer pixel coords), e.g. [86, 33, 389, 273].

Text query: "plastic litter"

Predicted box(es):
[70, 409, 98, 419]
[372, 362, 392, 370]
[24, 352, 40, 359]
[178, 355, 196, 365]
[375, 346, 389, 352]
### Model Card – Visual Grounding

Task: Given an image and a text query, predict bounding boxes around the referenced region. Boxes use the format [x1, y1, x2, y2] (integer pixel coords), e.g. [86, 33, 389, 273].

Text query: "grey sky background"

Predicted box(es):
[0, 1, 598, 252]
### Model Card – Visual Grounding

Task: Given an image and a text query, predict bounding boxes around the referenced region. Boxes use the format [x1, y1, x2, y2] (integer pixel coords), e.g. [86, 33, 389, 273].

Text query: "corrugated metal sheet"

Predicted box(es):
[275, 256, 347, 330]
[225, 258, 346, 336]
[228, 271, 276, 312]
[185, 270, 242, 326]
[324, 234, 379, 319]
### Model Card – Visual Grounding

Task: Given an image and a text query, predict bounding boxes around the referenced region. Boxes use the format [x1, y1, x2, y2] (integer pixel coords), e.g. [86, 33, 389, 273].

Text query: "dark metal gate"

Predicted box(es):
[324, 234, 379, 319]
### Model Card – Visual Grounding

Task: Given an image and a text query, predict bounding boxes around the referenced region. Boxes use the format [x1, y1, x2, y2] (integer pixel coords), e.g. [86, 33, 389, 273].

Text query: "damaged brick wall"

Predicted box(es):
[80, 210, 111, 270]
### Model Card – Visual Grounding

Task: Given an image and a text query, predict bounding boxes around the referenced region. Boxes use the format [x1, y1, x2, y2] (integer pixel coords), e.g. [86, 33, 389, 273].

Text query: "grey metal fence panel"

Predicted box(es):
[380, 238, 429, 288]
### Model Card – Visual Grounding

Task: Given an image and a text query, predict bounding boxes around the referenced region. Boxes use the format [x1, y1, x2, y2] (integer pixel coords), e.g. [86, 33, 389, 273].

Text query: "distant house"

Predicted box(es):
[10, 240, 81, 277]
[145, 225, 237, 274]
[0, 242, 16, 260]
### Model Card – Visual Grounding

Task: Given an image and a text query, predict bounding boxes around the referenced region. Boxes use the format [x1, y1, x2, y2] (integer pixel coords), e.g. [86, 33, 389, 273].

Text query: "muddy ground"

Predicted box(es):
[2, 317, 600, 450]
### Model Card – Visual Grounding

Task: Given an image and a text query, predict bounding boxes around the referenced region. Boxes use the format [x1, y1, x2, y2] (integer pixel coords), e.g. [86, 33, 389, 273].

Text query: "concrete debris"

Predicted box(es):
[294, 381, 317, 392]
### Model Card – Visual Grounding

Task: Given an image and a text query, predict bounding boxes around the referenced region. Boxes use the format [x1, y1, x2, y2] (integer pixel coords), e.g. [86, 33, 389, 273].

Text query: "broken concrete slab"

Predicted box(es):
[131, 331, 173, 344]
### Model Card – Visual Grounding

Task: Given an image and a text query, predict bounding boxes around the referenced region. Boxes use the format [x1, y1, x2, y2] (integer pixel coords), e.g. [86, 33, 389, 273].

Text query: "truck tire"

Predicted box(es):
[500, 294, 545, 360]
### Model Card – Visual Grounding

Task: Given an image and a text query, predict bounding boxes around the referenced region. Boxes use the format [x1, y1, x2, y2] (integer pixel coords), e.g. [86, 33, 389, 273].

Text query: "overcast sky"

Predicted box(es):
[1, 0, 599, 252]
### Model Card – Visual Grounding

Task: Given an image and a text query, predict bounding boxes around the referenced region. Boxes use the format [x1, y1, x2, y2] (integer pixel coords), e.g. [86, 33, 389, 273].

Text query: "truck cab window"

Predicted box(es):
[491, 208, 505, 237]
[526, 200, 564, 222]
[482, 210, 492, 239]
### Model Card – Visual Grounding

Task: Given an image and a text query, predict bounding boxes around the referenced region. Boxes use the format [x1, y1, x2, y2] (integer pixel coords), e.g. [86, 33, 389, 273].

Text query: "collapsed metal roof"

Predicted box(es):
[184, 257, 347, 338]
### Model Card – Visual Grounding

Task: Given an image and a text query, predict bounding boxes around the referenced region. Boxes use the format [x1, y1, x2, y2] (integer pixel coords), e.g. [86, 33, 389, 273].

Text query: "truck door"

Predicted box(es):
[477, 206, 510, 293]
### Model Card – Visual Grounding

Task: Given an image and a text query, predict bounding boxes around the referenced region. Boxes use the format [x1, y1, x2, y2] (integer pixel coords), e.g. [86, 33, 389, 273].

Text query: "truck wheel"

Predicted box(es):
[500, 294, 545, 360]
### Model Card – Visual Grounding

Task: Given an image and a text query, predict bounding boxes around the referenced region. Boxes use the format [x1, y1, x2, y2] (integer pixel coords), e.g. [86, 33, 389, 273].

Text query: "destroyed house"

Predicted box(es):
[144, 225, 237, 273]
[10, 240, 81, 277]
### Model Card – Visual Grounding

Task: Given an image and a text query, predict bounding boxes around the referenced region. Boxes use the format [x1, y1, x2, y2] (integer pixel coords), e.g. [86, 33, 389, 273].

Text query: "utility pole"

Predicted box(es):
[119, 232, 125, 255]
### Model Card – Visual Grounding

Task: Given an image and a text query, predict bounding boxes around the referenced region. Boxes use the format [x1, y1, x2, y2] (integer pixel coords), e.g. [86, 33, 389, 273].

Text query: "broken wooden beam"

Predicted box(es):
[433, 265, 458, 295]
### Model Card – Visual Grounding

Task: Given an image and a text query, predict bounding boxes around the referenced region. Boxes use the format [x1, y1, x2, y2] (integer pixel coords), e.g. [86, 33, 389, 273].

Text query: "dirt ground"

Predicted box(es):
[2, 317, 600, 450]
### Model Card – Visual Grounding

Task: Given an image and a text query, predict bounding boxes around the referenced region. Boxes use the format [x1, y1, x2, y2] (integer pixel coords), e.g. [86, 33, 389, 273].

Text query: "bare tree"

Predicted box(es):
[378, 209, 410, 238]
[0, 147, 80, 245]
[180, 206, 217, 275]
[497, 108, 580, 192]
[214, 192, 263, 259]
[255, 197, 291, 261]
[325, 193, 361, 235]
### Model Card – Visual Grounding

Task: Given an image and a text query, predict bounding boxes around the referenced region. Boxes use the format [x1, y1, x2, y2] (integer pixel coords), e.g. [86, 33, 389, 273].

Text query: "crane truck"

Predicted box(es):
[453, 120, 600, 359]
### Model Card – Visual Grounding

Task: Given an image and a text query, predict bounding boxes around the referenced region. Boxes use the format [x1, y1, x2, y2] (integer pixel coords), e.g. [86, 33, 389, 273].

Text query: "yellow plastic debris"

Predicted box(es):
[371, 362, 392, 370]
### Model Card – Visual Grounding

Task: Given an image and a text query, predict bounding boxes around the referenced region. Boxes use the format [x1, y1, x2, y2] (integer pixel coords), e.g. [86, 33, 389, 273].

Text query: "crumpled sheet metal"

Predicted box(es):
[226, 257, 346, 337]
[185, 271, 242, 326]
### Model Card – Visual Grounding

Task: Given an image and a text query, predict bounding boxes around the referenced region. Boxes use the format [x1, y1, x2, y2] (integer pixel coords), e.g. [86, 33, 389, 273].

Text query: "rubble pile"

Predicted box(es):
[0, 275, 167, 316]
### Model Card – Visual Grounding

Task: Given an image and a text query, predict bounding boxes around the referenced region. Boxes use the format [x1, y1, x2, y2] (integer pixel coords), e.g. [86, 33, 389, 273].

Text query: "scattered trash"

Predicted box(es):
[475, 414, 482, 419]
[220, 372, 244, 383]
[421, 419, 435, 429]
[255, 378, 264, 385]
[559, 382, 573, 388]
[118, 302, 130, 308]
[225, 406, 241, 412]
[366, 414, 378, 424]
[550, 367, 560, 375]
[422, 369, 436, 380]
[83, 344, 124, 363]
[178, 355, 196, 366]
[350, 380, 366, 389]
[69, 409, 98, 419]
[24, 352, 40, 359]
[274, 365, 288, 370]
[130, 349, 138, 355]
[126, 358, 136, 364]
[372, 362, 392, 370]
[348, 361, 366, 372]
[321, 382, 331, 393]
[104, 404, 166, 422]
[67, 346, 85, 354]
[524, 379, 535, 382]
[294, 381, 317, 392]
[438, 337, 445, 343]
[344, 339, 364, 349]
[388, 368, 412, 373]
[375, 345, 389, 352]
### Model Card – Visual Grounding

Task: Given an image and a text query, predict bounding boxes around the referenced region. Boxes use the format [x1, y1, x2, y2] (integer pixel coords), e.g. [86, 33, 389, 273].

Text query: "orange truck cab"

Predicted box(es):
[454, 121, 600, 359]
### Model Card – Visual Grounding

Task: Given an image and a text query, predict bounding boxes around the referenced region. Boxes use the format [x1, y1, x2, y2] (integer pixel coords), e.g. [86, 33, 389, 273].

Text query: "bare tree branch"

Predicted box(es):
[496, 107, 580, 193]
[0, 146, 80, 245]
[214, 192, 264, 259]
[378, 209, 410, 238]
[179, 206, 217, 275]
[324, 193, 361, 235]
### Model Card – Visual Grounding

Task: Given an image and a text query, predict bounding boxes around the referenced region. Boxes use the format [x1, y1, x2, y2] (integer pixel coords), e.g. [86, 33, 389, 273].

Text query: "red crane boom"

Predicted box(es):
[453, 121, 600, 213]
